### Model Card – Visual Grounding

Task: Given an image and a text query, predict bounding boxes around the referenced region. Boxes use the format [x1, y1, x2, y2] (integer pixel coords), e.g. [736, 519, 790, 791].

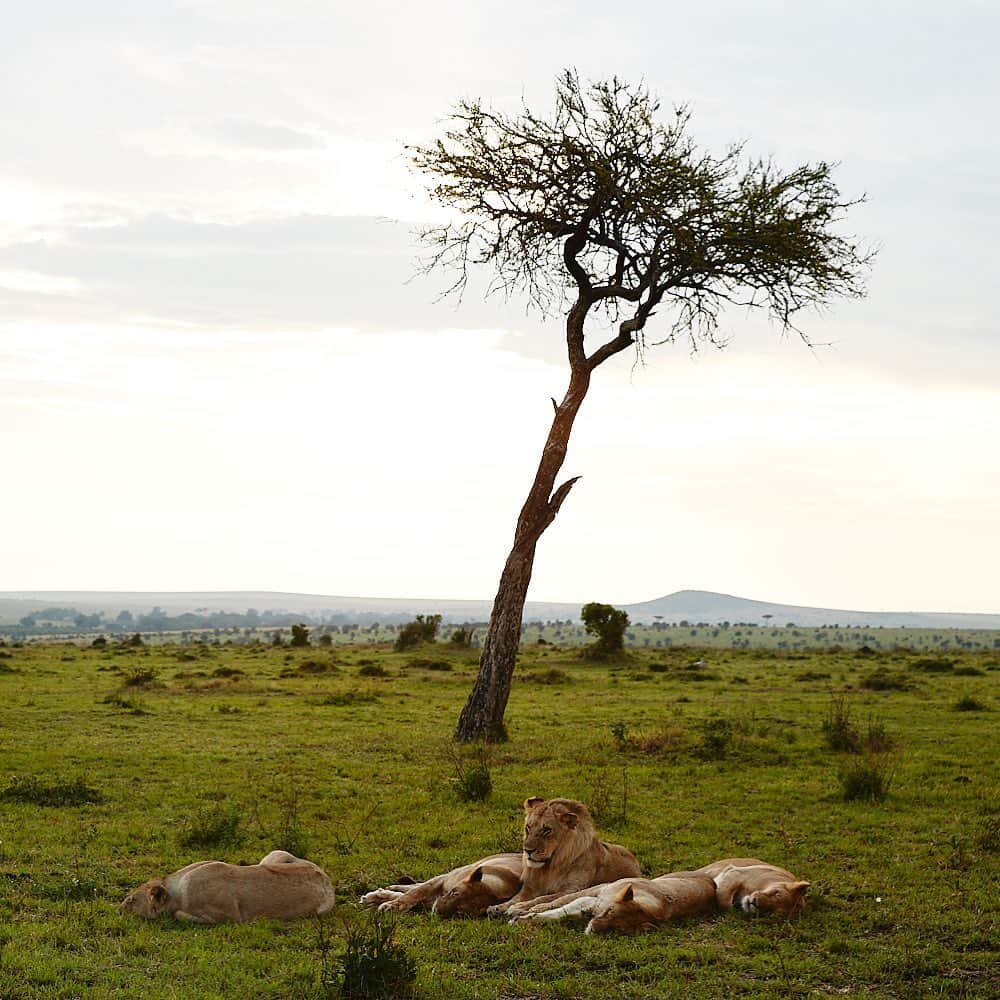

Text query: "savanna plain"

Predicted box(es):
[0, 637, 996, 999]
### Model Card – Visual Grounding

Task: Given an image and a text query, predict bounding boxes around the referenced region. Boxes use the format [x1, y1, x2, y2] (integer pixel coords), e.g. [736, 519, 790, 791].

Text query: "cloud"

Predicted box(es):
[205, 119, 326, 151]
[0, 213, 531, 332]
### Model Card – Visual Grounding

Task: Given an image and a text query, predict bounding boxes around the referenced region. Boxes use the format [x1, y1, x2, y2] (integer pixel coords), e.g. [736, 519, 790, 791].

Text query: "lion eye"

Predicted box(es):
[541, 826, 552, 836]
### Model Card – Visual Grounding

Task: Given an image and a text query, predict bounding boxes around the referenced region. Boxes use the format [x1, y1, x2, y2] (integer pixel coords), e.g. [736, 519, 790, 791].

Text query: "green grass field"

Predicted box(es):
[0, 640, 997, 998]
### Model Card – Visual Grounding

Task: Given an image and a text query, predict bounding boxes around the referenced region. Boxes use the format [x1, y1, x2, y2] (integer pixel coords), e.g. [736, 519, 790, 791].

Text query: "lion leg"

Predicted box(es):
[360, 888, 407, 908]
[511, 894, 598, 925]
[378, 875, 446, 913]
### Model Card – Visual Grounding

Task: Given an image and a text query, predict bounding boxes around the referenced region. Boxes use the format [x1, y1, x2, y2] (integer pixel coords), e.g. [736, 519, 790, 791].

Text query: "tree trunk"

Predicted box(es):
[455, 362, 591, 742]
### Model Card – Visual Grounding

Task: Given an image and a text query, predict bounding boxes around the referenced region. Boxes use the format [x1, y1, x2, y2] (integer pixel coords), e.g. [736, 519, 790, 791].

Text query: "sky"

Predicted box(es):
[2, 1, 998, 613]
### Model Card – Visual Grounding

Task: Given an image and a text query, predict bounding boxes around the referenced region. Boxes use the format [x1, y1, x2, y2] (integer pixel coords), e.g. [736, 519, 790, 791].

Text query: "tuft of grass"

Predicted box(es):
[358, 663, 389, 678]
[953, 695, 988, 712]
[316, 690, 380, 707]
[0, 775, 104, 807]
[178, 800, 244, 850]
[911, 657, 954, 673]
[859, 669, 910, 692]
[840, 754, 895, 803]
[122, 667, 158, 688]
[521, 667, 569, 684]
[406, 657, 453, 672]
[337, 912, 417, 1000]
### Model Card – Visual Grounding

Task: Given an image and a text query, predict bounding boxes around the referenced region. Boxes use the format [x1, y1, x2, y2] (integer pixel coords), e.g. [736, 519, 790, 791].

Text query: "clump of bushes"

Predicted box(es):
[122, 667, 158, 688]
[394, 614, 442, 651]
[1, 775, 104, 807]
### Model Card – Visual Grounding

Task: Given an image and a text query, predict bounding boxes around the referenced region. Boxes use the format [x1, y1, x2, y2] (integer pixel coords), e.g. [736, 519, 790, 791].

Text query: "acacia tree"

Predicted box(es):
[411, 71, 872, 742]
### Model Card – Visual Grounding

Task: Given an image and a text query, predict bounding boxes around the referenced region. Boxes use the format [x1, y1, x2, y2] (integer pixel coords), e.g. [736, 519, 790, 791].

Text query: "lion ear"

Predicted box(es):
[616, 884, 635, 902]
[553, 803, 580, 829]
[466, 866, 485, 884]
[790, 881, 810, 896]
[150, 883, 169, 906]
[523, 797, 545, 811]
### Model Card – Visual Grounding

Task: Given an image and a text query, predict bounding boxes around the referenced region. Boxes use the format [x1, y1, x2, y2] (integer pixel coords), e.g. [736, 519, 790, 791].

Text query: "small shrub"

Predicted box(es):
[457, 764, 492, 802]
[358, 663, 389, 678]
[394, 614, 441, 651]
[449, 627, 474, 648]
[178, 801, 243, 850]
[316, 690, 380, 707]
[102, 692, 149, 715]
[859, 669, 909, 692]
[823, 696, 861, 753]
[975, 812, 1000, 853]
[954, 695, 988, 712]
[406, 657, 452, 672]
[698, 717, 734, 759]
[521, 668, 569, 685]
[338, 912, 417, 999]
[609, 721, 629, 750]
[911, 657, 954, 673]
[795, 670, 831, 682]
[840, 754, 895, 803]
[0, 775, 104, 807]
[91, 635, 107, 648]
[648, 662, 669, 673]
[211, 666, 245, 679]
[122, 667, 158, 688]
[952, 665, 985, 676]
[296, 659, 339, 675]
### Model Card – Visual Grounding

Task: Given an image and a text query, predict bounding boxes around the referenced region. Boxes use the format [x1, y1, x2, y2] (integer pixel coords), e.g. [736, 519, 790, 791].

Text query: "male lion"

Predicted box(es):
[695, 857, 810, 917]
[510, 871, 718, 934]
[119, 850, 335, 924]
[359, 853, 523, 917]
[487, 797, 641, 918]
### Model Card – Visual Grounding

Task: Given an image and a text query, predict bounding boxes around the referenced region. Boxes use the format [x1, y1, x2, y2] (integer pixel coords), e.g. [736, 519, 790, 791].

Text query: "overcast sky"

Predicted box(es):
[2, 1, 997, 613]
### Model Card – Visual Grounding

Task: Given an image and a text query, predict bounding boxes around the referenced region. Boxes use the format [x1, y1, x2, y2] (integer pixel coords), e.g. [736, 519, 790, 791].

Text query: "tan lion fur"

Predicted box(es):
[511, 871, 718, 934]
[695, 857, 809, 917]
[118, 851, 335, 924]
[359, 853, 523, 917]
[488, 797, 641, 918]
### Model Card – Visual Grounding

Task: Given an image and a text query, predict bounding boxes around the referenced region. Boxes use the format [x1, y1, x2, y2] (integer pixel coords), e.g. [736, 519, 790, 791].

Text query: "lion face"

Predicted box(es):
[432, 866, 515, 917]
[742, 881, 809, 917]
[119, 879, 171, 918]
[521, 797, 589, 868]
[585, 884, 655, 936]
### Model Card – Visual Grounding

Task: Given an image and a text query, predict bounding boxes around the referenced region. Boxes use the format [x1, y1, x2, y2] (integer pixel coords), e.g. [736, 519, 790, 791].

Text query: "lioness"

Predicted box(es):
[119, 850, 335, 924]
[360, 853, 523, 917]
[510, 871, 718, 935]
[695, 857, 809, 917]
[487, 797, 641, 918]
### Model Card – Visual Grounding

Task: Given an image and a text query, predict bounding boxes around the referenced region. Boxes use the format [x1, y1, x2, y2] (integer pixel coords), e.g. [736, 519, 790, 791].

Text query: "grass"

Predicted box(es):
[0, 640, 997, 998]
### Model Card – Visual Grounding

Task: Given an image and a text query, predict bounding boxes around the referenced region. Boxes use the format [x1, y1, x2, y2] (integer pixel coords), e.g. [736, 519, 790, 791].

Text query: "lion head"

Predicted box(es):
[521, 797, 595, 869]
[741, 880, 809, 917]
[431, 865, 521, 917]
[119, 879, 171, 918]
[584, 883, 654, 936]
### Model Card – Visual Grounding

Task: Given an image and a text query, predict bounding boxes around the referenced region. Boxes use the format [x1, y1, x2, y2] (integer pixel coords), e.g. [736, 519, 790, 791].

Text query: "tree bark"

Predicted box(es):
[455, 347, 592, 742]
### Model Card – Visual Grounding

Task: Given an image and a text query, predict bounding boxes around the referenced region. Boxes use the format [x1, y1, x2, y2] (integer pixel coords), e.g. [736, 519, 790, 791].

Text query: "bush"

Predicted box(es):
[178, 801, 243, 850]
[823, 696, 861, 752]
[580, 602, 629, 658]
[859, 669, 909, 692]
[0, 775, 104, 807]
[449, 627, 474, 648]
[698, 717, 734, 759]
[521, 668, 569, 684]
[338, 912, 417, 999]
[358, 663, 389, 678]
[954, 695, 988, 712]
[406, 658, 452, 672]
[122, 667, 158, 688]
[911, 657, 954, 673]
[394, 614, 442, 651]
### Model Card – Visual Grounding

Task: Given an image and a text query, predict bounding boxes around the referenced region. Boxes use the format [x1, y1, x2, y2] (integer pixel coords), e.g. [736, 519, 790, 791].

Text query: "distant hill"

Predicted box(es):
[1, 588, 998, 630]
